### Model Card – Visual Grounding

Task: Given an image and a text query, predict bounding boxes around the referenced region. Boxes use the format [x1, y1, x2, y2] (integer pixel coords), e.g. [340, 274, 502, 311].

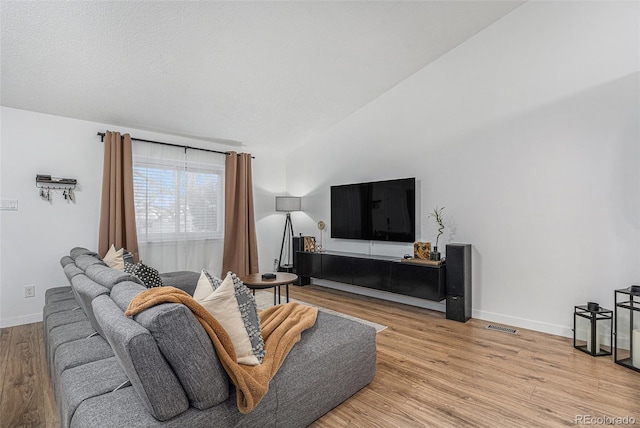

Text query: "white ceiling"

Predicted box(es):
[1, 1, 522, 153]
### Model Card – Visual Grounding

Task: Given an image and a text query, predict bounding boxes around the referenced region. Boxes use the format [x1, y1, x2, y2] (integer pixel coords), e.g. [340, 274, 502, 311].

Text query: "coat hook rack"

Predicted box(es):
[36, 174, 77, 202]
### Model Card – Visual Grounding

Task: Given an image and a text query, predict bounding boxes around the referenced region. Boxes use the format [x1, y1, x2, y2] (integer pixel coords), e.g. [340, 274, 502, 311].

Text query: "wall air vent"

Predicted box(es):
[486, 324, 519, 335]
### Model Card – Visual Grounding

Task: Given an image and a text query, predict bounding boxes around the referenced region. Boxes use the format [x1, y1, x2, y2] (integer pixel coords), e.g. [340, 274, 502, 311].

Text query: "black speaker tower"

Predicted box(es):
[290, 236, 310, 286]
[445, 244, 472, 322]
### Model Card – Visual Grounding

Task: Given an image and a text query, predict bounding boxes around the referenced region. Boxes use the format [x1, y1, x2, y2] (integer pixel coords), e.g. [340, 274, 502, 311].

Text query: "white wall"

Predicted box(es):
[285, 1, 640, 336]
[250, 147, 289, 275]
[0, 108, 103, 327]
[0, 107, 285, 327]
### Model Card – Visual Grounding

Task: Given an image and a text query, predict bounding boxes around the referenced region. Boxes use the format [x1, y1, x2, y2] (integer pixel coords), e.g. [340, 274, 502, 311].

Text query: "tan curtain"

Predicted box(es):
[222, 152, 259, 277]
[98, 131, 139, 261]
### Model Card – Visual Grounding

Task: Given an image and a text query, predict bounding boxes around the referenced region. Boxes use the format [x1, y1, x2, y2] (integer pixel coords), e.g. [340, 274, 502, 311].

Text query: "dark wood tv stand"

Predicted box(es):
[294, 250, 446, 302]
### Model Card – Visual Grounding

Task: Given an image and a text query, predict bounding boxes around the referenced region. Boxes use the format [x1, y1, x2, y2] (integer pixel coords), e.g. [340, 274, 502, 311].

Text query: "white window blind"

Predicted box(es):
[132, 145, 225, 243]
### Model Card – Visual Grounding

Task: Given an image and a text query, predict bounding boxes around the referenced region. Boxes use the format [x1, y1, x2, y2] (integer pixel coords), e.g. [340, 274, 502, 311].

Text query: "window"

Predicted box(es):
[133, 153, 225, 243]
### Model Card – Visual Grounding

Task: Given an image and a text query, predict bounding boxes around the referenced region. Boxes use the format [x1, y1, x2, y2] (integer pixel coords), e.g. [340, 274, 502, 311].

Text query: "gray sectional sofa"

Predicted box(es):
[44, 247, 377, 427]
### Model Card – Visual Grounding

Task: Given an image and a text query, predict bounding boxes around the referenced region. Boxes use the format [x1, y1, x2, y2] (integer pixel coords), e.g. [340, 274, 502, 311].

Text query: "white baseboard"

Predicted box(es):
[0, 312, 43, 328]
[311, 279, 573, 338]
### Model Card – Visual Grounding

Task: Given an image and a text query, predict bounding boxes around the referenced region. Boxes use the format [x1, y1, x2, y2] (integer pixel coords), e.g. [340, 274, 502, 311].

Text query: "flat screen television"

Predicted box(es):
[331, 177, 415, 243]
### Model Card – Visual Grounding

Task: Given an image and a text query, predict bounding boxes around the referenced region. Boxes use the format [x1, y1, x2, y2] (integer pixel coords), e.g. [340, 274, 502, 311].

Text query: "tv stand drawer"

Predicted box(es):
[295, 251, 444, 301]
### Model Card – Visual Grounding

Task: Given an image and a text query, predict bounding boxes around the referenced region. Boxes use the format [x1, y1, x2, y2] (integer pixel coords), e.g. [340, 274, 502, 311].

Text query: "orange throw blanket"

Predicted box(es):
[125, 286, 318, 414]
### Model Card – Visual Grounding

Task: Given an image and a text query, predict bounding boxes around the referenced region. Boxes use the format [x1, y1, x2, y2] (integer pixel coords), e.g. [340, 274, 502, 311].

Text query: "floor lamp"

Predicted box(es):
[276, 196, 301, 271]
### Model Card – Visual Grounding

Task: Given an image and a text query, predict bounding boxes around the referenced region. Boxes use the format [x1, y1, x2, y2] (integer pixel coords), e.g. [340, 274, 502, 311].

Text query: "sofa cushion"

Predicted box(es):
[44, 298, 79, 318]
[55, 335, 114, 376]
[44, 299, 80, 343]
[60, 256, 74, 267]
[70, 274, 110, 337]
[46, 291, 78, 304]
[92, 294, 189, 421]
[46, 310, 88, 337]
[59, 356, 130, 427]
[85, 263, 143, 290]
[47, 320, 96, 377]
[194, 271, 265, 365]
[45, 286, 72, 301]
[75, 254, 107, 271]
[110, 281, 146, 311]
[133, 302, 229, 409]
[70, 386, 277, 428]
[52, 335, 115, 416]
[159, 271, 200, 296]
[272, 311, 377, 426]
[63, 263, 84, 283]
[70, 247, 102, 260]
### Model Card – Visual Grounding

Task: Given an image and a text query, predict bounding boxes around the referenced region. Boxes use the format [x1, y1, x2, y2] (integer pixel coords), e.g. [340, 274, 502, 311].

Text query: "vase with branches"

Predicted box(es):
[428, 206, 445, 260]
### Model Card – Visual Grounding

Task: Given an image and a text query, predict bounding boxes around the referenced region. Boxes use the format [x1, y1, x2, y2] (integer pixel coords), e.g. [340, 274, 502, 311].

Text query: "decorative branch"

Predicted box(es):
[428, 206, 445, 248]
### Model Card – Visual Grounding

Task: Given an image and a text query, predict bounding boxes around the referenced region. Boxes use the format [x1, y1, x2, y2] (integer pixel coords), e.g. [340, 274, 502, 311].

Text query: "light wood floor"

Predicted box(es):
[2, 285, 640, 427]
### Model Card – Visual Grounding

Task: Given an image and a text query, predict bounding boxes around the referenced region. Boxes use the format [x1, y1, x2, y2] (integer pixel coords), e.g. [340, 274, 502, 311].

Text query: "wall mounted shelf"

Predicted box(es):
[36, 174, 77, 201]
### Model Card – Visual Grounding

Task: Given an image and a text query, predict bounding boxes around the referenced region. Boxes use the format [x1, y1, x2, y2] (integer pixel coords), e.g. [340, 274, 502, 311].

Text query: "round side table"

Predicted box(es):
[241, 272, 298, 305]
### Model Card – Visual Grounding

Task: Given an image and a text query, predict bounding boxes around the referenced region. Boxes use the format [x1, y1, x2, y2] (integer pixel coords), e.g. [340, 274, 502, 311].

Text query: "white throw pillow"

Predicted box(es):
[103, 245, 125, 271]
[194, 269, 219, 302]
[193, 270, 265, 366]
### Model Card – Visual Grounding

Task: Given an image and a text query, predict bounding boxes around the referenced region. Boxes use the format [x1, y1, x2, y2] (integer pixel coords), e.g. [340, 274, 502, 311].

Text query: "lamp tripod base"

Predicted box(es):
[278, 212, 294, 271]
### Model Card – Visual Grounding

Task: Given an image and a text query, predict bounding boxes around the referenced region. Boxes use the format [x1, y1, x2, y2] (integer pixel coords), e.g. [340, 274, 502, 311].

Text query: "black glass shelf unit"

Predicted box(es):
[573, 304, 612, 357]
[614, 287, 640, 373]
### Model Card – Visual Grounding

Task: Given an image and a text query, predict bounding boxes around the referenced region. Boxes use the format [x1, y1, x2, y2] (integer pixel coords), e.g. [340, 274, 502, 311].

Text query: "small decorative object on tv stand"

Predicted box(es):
[401, 257, 442, 267]
[303, 236, 316, 252]
[316, 220, 325, 252]
[413, 241, 431, 259]
[428, 206, 445, 261]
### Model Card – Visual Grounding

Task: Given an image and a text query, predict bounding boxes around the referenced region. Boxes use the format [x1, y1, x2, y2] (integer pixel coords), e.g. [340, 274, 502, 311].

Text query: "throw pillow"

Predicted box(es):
[124, 261, 163, 288]
[103, 245, 125, 271]
[193, 269, 221, 301]
[193, 270, 265, 365]
[122, 248, 134, 265]
[124, 261, 136, 275]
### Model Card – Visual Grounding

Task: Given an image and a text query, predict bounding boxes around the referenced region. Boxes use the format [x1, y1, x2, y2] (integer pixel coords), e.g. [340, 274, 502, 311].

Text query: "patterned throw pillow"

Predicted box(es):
[122, 249, 134, 265]
[124, 261, 163, 288]
[193, 270, 265, 365]
[228, 272, 264, 360]
[124, 261, 136, 275]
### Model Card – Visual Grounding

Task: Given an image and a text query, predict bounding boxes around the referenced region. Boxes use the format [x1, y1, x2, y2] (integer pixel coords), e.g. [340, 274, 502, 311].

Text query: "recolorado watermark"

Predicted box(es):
[575, 415, 636, 425]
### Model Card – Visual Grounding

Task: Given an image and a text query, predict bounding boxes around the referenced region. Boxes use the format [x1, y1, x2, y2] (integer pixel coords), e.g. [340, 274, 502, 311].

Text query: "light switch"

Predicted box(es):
[0, 199, 18, 211]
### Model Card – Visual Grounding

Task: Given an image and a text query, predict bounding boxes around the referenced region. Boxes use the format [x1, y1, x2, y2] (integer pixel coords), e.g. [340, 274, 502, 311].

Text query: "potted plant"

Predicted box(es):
[428, 206, 445, 261]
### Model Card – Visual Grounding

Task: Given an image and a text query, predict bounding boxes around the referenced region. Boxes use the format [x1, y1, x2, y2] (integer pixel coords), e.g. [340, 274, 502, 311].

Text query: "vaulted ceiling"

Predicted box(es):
[1, 1, 522, 153]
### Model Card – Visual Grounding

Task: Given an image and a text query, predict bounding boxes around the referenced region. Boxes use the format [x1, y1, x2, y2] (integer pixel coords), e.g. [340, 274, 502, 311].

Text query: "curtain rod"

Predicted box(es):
[96, 132, 254, 158]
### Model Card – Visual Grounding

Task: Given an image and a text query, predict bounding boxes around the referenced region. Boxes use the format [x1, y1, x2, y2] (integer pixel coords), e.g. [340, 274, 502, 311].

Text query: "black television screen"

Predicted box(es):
[331, 178, 415, 243]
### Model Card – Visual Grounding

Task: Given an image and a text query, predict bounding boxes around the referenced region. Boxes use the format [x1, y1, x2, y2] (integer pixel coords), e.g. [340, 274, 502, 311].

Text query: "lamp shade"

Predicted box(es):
[276, 196, 301, 212]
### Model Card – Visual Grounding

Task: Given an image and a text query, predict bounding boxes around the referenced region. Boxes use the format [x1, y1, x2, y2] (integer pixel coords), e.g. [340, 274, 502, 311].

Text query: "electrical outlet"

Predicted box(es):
[24, 285, 35, 298]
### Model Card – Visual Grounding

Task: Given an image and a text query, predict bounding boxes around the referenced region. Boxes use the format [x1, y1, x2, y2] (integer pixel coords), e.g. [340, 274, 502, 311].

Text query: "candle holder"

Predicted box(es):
[614, 287, 640, 372]
[574, 303, 612, 357]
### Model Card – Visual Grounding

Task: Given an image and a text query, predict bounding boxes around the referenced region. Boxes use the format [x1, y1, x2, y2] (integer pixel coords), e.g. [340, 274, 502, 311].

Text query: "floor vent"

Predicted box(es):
[486, 324, 519, 335]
